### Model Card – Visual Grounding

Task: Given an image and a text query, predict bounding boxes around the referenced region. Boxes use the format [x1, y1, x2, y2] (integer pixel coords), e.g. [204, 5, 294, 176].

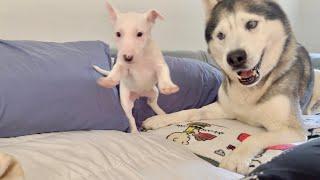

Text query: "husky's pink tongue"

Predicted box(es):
[239, 70, 254, 79]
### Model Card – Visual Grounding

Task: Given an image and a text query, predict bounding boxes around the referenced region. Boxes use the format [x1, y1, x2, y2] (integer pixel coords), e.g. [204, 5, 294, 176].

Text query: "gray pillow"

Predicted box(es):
[133, 56, 223, 129]
[0, 40, 129, 137]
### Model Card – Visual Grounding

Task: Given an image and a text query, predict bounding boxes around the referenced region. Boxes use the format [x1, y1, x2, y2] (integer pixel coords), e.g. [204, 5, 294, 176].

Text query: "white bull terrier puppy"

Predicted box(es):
[93, 2, 179, 133]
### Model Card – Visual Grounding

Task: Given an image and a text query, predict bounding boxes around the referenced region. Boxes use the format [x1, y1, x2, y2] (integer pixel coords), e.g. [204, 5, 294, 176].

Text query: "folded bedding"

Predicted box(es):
[0, 131, 242, 180]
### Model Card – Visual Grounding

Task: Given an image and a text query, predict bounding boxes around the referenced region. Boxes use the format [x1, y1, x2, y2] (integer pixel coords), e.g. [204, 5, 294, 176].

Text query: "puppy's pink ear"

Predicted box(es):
[146, 10, 164, 23]
[106, 1, 118, 24]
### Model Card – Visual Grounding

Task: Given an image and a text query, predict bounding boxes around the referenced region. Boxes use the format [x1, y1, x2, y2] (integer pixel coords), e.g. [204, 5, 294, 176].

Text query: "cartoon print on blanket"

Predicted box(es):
[147, 117, 320, 173]
[166, 122, 218, 145]
[166, 124, 259, 166]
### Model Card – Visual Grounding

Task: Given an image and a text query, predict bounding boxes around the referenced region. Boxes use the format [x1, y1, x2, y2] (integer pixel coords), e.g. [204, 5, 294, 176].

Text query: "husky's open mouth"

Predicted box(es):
[237, 64, 260, 86]
[236, 50, 264, 86]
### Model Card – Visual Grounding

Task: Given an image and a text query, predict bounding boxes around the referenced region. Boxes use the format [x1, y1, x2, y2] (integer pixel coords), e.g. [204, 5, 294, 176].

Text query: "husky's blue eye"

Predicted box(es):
[246, 20, 258, 30]
[217, 32, 225, 40]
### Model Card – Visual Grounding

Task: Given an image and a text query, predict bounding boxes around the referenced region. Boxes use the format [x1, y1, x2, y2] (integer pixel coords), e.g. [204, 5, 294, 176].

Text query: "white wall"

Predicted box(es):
[298, 1, 320, 52]
[0, 0, 207, 51]
[279, 0, 320, 52]
[0, 0, 319, 52]
[278, 0, 300, 33]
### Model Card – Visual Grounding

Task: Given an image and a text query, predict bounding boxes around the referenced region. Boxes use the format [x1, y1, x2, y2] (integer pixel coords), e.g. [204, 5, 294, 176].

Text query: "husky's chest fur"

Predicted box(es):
[218, 81, 292, 129]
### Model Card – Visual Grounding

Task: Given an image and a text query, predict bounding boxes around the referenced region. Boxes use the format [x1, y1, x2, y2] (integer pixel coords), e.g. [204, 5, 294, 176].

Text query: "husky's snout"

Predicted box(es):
[226, 49, 262, 86]
[227, 49, 247, 69]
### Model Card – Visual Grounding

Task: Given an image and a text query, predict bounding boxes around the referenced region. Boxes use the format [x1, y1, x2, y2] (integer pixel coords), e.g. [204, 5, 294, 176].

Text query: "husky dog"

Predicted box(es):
[143, 0, 319, 174]
[94, 2, 179, 133]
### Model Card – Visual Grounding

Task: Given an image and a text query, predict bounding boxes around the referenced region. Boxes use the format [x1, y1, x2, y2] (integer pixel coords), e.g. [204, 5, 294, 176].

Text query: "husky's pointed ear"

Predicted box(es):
[105, 1, 119, 24]
[202, 0, 222, 20]
[145, 10, 164, 23]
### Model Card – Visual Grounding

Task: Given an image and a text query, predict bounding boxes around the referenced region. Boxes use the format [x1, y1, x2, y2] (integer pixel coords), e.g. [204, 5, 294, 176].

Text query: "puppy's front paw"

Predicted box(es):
[97, 77, 119, 88]
[219, 151, 251, 175]
[142, 115, 172, 130]
[159, 83, 179, 95]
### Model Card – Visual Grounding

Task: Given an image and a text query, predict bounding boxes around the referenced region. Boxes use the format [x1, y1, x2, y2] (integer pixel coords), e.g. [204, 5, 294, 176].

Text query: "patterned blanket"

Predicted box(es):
[147, 115, 320, 173]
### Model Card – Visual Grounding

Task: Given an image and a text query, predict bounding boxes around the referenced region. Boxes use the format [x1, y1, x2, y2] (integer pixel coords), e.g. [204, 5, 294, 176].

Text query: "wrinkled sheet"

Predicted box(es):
[0, 131, 242, 180]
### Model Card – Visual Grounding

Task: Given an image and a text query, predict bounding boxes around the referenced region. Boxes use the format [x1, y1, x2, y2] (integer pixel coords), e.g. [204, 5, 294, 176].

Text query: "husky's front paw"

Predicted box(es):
[159, 83, 179, 95]
[219, 150, 251, 175]
[142, 115, 172, 130]
[97, 77, 119, 88]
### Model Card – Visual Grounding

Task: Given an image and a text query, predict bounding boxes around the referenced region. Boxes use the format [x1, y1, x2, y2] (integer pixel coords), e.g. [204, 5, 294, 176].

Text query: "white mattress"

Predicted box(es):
[0, 131, 242, 180]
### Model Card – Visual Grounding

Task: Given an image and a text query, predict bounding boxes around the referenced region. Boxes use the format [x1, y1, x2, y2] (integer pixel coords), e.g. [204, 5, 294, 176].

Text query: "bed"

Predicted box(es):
[0, 1, 319, 179]
[0, 131, 243, 180]
[1, 117, 319, 180]
[0, 49, 319, 180]
[0, 46, 245, 180]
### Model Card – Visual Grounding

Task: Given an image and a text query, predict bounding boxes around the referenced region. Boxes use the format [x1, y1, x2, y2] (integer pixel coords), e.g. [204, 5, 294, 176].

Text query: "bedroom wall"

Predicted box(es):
[278, 0, 320, 52]
[0, 0, 207, 51]
[278, 0, 300, 33]
[298, 1, 320, 52]
[0, 0, 319, 52]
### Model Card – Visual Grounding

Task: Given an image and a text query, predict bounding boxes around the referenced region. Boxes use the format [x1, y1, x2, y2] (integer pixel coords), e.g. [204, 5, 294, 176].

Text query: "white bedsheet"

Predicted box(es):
[0, 131, 242, 180]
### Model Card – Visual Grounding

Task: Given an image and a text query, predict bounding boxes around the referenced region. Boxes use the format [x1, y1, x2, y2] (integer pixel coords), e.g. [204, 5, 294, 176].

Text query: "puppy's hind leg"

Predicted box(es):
[146, 86, 166, 115]
[120, 86, 139, 133]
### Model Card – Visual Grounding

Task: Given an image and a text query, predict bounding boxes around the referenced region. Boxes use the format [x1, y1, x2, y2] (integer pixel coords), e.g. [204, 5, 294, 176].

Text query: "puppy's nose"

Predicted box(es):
[123, 55, 134, 62]
[227, 49, 247, 68]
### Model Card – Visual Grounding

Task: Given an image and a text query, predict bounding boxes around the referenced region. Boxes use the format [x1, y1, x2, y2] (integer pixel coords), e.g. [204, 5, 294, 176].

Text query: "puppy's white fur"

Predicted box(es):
[94, 2, 179, 133]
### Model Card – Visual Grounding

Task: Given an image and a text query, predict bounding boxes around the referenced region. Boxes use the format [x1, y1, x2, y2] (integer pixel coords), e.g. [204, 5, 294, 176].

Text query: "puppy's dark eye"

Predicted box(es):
[116, 32, 121, 37]
[137, 32, 143, 37]
[246, 20, 258, 30]
[217, 32, 225, 40]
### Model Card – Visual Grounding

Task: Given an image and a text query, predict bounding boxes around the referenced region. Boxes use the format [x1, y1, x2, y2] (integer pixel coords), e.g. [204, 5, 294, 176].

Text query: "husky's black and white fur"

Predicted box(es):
[143, 0, 320, 174]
